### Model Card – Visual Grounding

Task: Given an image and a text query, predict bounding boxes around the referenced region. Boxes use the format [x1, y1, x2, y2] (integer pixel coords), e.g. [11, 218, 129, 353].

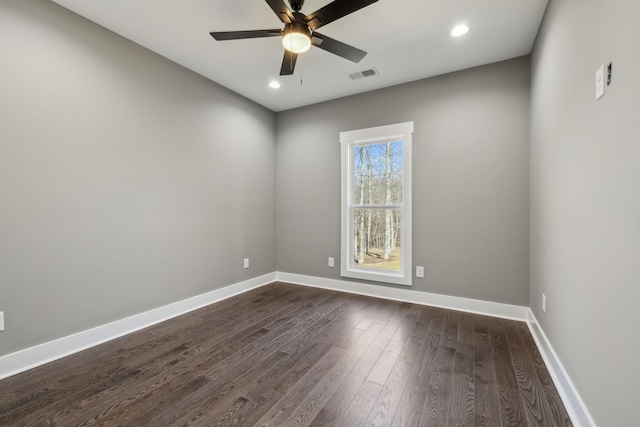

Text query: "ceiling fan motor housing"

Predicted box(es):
[283, 22, 311, 38]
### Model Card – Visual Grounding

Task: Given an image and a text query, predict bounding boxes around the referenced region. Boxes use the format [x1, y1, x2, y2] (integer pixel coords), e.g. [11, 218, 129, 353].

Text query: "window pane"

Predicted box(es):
[352, 208, 401, 271]
[352, 141, 403, 205]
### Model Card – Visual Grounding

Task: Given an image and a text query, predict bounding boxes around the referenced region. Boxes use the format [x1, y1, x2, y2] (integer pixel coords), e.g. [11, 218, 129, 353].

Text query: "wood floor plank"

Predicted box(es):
[490, 322, 527, 427]
[308, 320, 401, 427]
[419, 311, 461, 425]
[449, 314, 476, 426]
[308, 358, 376, 427]
[333, 326, 365, 349]
[391, 310, 445, 427]
[504, 321, 548, 427]
[419, 345, 456, 426]
[396, 304, 435, 365]
[515, 323, 573, 426]
[269, 299, 375, 396]
[0, 282, 573, 427]
[458, 313, 475, 346]
[121, 285, 322, 369]
[146, 349, 292, 425]
[372, 300, 404, 325]
[262, 310, 395, 426]
[474, 331, 501, 426]
[205, 394, 251, 427]
[365, 359, 413, 427]
[202, 293, 380, 425]
[0, 382, 71, 425]
[449, 343, 475, 427]
[354, 298, 388, 330]
[171, 406, 215, 426]
[441, 310, 461, 349]
[82, 374, 210, 426]
[252, 345, 350, 427]
[156, 294, 352, 422]
[339, 380, 383, 427]
[262, 321, 386, 426]
[367, 305, 422, 386]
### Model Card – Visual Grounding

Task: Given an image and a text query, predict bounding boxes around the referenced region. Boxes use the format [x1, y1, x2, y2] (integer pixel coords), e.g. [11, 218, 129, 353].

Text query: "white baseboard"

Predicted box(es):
[526, 311, 596, 427]
[0, 272, 276, 381]
[275, 272, 530, 321]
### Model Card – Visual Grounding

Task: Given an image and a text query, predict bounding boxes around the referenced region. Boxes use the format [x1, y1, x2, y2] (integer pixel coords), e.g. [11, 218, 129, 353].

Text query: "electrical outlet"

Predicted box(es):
[328, 257, 335, 268]
[243, 258, 249, 269]
[542, 294, 547, 313]
[0, 311, 4, 332]
[416, 266, 424, 278]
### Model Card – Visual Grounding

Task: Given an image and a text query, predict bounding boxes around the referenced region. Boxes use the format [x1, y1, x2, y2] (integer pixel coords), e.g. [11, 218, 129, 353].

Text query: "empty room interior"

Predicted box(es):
[1, 0, 638, 426]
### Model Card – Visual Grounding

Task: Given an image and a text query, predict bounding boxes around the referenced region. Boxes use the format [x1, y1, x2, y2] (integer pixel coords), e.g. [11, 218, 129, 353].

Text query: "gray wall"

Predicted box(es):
[530, 0, 640, 425]
[0, 0, 276, 357]
[276, 57, 531, 306]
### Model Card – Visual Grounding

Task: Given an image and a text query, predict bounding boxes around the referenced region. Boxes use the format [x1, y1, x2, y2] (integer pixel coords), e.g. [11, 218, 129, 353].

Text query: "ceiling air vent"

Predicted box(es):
[349, 68, 379, 80]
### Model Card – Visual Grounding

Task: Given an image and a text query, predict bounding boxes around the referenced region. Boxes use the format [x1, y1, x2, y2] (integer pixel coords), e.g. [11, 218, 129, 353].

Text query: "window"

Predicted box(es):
[340, 122, 413, 286]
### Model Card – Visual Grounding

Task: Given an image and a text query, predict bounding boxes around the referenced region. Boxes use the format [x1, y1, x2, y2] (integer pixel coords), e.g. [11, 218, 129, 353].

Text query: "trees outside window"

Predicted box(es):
[340, 122, 413, 286]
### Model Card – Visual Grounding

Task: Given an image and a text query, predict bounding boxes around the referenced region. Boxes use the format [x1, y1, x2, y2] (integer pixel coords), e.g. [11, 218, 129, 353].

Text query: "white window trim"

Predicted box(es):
[340, 121, 414, 286]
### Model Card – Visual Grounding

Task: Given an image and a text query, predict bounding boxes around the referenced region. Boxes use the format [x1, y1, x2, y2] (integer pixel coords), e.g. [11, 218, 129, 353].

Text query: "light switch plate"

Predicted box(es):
[0, 312, 4, 332]
[596, 64, 605, 100]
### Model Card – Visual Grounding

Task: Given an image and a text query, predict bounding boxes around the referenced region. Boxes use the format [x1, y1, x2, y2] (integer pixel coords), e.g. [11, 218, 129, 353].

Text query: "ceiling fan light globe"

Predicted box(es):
[282, 32, 311, 53]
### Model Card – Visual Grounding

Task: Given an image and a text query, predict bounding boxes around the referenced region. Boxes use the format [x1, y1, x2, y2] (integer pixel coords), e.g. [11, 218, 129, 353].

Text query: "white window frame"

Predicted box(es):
[340, 121, 413, 286]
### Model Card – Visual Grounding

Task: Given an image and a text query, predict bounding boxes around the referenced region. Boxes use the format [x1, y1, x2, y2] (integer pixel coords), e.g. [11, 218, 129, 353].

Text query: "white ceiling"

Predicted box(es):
[50, 0, 548, 112]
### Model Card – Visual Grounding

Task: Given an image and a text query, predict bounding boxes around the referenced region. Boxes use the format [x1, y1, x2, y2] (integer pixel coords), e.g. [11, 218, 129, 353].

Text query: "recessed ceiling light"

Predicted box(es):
[269, 80, 281, 89]
[451, 24, 469, 37]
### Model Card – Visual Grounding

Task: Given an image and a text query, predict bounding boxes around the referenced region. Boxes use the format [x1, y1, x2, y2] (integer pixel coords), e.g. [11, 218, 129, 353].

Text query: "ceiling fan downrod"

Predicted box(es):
[288, 0, 304, 12]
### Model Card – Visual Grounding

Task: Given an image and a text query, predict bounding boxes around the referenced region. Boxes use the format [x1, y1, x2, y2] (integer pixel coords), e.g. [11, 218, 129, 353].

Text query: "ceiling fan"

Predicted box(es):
[210, 0, 378, 76]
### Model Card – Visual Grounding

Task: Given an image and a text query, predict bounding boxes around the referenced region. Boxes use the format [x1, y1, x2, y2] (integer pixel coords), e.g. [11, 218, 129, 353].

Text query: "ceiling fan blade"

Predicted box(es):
[265, 0, 295, 24]
[311, 32, 367, 63]
[280, 50, 298, 75]
[210, 29, 281, 41]
[305, 0, 378, 31]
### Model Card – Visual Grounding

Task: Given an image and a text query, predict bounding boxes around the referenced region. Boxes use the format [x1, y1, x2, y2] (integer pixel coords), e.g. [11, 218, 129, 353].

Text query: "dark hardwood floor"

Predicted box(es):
[0, 282, 572, 426]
